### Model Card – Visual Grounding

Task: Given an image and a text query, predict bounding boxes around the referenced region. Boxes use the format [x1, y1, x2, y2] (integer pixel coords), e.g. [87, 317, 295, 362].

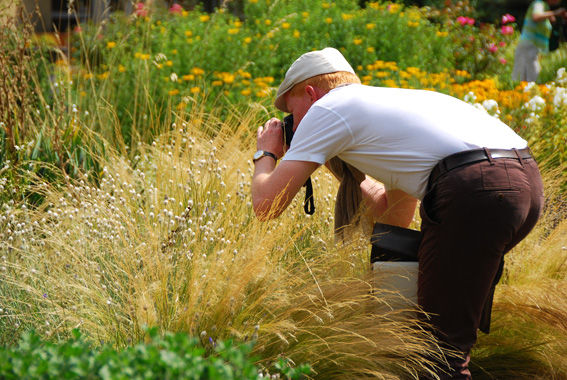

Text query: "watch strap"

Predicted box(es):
[253, 151, 277, 163]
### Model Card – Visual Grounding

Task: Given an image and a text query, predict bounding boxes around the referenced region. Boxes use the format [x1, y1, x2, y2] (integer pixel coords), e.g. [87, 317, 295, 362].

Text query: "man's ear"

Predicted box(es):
[304, 85, 322, 104]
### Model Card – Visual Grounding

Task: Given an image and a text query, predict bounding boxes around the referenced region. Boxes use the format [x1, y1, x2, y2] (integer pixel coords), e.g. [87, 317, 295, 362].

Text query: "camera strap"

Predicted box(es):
[303, 177, 315, 214]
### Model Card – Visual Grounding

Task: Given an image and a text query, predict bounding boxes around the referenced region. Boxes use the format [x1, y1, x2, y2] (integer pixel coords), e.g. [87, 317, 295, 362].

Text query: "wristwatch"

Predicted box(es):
[253, 150, 277, 163]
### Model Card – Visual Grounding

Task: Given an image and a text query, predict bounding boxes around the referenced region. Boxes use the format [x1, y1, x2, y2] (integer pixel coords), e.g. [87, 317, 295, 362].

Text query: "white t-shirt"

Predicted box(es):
[282, 84, 527, 200]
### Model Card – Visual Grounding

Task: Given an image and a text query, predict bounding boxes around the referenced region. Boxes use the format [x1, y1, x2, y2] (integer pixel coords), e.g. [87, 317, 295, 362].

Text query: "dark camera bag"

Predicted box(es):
[370, 222, 421, 263]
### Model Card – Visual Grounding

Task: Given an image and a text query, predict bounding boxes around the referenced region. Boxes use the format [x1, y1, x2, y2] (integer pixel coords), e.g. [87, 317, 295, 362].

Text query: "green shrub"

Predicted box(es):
[0, 327, 311, 380]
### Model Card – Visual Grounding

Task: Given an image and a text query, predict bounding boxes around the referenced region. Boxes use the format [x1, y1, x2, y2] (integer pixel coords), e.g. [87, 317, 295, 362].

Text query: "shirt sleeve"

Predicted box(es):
[281, 105, 355, 164]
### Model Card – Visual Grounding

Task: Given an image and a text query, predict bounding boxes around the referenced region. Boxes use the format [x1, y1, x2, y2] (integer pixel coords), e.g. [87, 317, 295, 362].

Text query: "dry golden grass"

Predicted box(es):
[0, 106, 447, 379]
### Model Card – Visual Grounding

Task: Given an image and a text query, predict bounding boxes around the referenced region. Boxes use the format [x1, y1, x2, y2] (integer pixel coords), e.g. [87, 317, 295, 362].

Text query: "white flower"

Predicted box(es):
[523, 82, 537, 93]
[523, 95, 546, 112]
[553, 87, 567, 108]
[556, 67, 567, 86]
[464, 92, 477, 104]
[482, 99, 500, 117]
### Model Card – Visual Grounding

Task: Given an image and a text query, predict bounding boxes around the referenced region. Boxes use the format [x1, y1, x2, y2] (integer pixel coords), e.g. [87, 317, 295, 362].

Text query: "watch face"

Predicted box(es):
[253, 151, 265, 161]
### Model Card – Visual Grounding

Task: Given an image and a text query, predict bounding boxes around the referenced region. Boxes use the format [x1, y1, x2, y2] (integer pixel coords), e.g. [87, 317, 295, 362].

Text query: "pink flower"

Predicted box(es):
[135, 2, 147, 17]
[499, 41, 506, 47]
[488, 44, 498, 53]
[501, 14, 516, 24]
[457, 16, 475, 26]
[169, 3, 183, 15]
[501, 25, 514, 35]
[499, 58, 507, 64]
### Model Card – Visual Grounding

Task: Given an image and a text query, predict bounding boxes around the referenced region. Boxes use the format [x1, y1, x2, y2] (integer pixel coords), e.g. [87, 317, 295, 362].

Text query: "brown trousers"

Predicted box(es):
[418, 151, 544, 379]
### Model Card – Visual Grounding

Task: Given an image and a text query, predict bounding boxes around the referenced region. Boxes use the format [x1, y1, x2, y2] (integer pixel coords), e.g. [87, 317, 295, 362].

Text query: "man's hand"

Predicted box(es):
[256, 117, 286, 159]
[252, 116, 320, 223]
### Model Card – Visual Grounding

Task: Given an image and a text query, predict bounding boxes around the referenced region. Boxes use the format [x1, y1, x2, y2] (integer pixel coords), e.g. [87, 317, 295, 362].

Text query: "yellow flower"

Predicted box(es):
[383, 79, 399, 88]
[342, 13, 354, 20]
[322, 2, 330, 9]
[366, 23, 375, 30]
[83, 73, 94, 79]
[222, 73, 235, 84]
[249, 0, 258, 3]
[200, 15, 210, 22]
[407, 21, 419, 28]
[244, 37, 252, 44]
[171, 49, 178, 55]
[191, 67, 205, 75]
[436, 31, 448, 37]
[302, 12, 309, 18]
[190, 87, 201, 94]
[353, 38, 362, 45]
[362, 75, 372, 82]
[234, 21, 242, 27]
[241, 88, 252, 96]
[183, 74, 194, 81]
[239, 70, 252, 79]
[118, 65, 126, 72]
[325, 17, 333, 24]
[256, 89, 270, 97]
[228, 28, 239, 34]
[97, 71, 109, 80]
[185, 30, 193, 37]
[212, 80, 223, 86]
[293, 30, 300, 38]
[177, 102, 187, 110]
[367, 47, 375, 53]
[156, 63, 163, 69]
[265, 19, 272, 26]
[140, 53, 150, 60]
[266, 32, 274, 38]
[388, 4, 400, 13]
[106, 41, 116, 49]
[169, 89, 179, 96]
[282, 22, 290, 29]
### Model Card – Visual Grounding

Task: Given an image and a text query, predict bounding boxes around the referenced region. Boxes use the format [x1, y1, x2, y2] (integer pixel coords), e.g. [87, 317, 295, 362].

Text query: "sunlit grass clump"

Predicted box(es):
[0, 107, 449, 378]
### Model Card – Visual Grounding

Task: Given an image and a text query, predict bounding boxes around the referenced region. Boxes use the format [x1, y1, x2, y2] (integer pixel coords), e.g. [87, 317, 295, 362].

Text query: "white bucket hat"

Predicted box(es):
[274, 47, 356, 112]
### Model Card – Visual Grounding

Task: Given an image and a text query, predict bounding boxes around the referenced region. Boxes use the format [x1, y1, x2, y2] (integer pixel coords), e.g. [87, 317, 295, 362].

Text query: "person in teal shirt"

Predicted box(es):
[512, 0, 566, 82]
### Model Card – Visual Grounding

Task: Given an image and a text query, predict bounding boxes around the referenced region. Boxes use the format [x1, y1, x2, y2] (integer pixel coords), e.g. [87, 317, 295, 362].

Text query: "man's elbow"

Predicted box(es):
[253, 197, 287, 221]
[253, 199, 277, 221]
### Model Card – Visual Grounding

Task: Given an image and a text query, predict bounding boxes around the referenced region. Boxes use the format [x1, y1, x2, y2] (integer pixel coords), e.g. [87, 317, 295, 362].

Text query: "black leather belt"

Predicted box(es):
[428, 147, 532, 188]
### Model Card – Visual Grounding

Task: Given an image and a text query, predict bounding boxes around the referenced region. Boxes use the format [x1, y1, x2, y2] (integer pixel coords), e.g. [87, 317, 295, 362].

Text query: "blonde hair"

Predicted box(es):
[287, 71, 361, 98]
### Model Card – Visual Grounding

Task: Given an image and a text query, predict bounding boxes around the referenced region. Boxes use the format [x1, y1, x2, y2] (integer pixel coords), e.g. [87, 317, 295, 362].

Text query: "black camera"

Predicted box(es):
[282, 114, 294, 146]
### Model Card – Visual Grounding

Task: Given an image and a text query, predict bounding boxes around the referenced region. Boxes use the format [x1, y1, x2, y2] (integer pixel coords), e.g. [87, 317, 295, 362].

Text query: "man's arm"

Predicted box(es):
[252, 159, 319, 220]
[360, 177, 417, 228]
[251, 117, 320, 220]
